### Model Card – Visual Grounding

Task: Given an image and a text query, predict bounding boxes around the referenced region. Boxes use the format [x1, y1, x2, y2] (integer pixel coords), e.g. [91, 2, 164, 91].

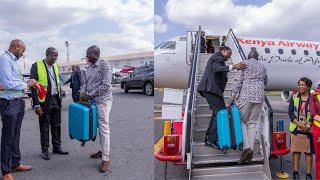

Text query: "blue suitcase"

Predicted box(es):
[230, 104, 243, 150]
[68, 102, 98, 146]
[217, 109, 232, 151]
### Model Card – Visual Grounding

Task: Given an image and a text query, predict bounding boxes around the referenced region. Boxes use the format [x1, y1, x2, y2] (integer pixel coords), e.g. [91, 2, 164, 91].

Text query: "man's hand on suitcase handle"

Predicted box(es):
[79, 92, 89, 102]
[226, 96, 235, 108]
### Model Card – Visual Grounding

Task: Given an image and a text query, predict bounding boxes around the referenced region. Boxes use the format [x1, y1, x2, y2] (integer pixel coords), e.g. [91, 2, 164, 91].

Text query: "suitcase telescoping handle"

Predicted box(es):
[227, 99, 238, 150]
[80, 69, 94, 147]
[79, 102, 94, 147]
[227, 107, 236, 150]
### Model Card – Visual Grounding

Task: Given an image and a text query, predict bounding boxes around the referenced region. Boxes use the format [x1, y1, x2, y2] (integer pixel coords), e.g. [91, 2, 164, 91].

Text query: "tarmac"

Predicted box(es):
[1, 85, 154, 180]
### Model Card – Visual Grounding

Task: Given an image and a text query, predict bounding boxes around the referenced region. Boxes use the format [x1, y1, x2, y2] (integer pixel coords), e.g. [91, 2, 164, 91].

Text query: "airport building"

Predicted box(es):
[59, 51, 154, 74]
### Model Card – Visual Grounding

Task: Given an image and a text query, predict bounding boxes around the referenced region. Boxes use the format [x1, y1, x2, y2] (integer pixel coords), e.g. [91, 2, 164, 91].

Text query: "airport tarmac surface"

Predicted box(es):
[1, 85, 153, 180]
[154, 90, 316, 180]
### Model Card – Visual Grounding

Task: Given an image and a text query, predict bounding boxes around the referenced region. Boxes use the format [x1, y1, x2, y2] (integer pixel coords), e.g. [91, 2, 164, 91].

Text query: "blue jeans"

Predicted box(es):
[0, 98, 25, 176]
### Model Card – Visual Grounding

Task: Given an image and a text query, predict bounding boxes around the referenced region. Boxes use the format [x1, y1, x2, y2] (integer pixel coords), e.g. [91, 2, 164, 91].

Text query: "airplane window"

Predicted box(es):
[278, 49, 283, 54]
[304, 50, 309, 56]
[154, 42, 165, 49]
[159, 41, 176, 50]
[291, 49, 296, 55]
[317, 51, 320, 56]
[265, 48, 270, 53]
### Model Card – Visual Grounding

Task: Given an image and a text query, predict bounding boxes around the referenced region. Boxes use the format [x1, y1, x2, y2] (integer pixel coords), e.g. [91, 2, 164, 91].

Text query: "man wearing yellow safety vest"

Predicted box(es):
[288, 77, 313, 180]
[30, 47, 69, 160]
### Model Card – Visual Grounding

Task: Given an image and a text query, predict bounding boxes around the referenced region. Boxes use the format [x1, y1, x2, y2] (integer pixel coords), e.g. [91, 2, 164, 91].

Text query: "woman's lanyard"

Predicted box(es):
[297, 94, 310, 120]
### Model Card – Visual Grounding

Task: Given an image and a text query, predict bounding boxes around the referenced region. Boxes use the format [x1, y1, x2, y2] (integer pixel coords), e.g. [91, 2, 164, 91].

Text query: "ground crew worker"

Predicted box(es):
[288, 77, 313, 180]
[30, 47, 69, 160]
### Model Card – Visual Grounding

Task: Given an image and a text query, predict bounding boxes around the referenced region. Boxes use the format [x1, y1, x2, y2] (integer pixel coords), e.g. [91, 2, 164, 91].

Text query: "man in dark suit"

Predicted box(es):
[197, 46, 247, 148]
[31, 47, 69, 160]
[65, 65, 82, 102]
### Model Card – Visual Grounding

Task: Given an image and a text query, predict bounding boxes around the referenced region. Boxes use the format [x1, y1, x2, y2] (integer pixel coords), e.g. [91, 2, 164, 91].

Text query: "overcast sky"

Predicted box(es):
[155, 0, 320, 46]
[0, 0, 153, 72]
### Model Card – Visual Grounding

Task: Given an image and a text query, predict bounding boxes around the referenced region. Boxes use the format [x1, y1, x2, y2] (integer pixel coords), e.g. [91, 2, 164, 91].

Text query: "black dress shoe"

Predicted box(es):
[238, 148, 253, 164]
[306, 173, 312, 180]
[205, 141, 218, 149]
[293, 171, 300, 180]
[53, 149, 69, 155]
[42, 151, 50, 160]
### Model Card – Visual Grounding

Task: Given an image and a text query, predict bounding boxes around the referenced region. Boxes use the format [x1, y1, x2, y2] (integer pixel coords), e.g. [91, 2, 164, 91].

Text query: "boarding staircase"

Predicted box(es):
[184, 27, 272, 180]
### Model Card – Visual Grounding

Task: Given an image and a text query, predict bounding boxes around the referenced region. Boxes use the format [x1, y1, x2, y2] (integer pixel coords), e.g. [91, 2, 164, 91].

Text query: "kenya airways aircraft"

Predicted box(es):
[155, 33, 320, 101]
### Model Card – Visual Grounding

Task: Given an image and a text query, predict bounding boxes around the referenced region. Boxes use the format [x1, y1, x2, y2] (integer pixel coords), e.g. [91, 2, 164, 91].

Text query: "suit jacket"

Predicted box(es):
[197, 52, 230, 97]
[70, 70, 81, 91]
[30, 60, 62, 109]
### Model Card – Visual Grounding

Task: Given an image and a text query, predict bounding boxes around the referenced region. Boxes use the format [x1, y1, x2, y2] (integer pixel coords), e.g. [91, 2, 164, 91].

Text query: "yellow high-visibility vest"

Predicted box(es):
[289, 93, 311, 132]
[36, 60, 60, 102]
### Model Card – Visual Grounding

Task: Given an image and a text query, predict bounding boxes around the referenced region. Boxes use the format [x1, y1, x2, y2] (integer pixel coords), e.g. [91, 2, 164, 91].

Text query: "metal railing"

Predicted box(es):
[227, 29, 246, 60]
[264, 96, 274, 153]
[185, 26, 201, 154]
[183, 26, 201, 179]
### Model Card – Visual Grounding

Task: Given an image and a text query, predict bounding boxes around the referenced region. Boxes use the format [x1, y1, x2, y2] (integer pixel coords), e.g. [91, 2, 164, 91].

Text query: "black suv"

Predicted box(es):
[121, 65, 154, 96]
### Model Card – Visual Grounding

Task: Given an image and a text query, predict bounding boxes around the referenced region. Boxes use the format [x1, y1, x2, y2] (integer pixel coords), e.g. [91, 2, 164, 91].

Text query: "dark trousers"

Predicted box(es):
[71, 88, 79, 102]
[201, 92, 226, 144]
[39, 96, 61, 152]
[0, 98, 25, 176]
[200, 46, 206, 53]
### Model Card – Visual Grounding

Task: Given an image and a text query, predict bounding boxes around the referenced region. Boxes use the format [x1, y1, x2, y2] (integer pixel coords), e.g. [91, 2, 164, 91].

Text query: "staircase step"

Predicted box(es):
[193, 114, 211, 127]
[192, 142, 261, 156]
[195, 105, 212, 115]
[192, 167, 268, 180]
[192, 149, 263, 166]
[192, 164, 264, 178]
[199, 53, 214, 60]
[193, 125, 207, 142]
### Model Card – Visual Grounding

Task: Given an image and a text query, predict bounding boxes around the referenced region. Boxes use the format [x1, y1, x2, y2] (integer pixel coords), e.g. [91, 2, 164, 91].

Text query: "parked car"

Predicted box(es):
[120, 65, 154, 96]
[112, 73, 123, 84]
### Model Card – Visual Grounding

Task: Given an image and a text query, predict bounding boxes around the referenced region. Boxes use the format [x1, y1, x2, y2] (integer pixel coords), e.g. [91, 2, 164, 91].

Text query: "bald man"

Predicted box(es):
[31, 47, 69, 161]
[80, 45, 113, 173]
[0, 39, 36, 180]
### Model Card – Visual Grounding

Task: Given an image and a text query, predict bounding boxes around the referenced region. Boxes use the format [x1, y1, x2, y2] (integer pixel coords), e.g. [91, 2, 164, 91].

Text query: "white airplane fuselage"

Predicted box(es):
[155, 35, 320, 95]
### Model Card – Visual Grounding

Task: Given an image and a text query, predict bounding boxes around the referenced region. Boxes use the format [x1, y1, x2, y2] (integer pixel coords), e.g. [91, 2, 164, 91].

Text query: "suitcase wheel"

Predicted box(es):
[69, 134, 74, 140]
[81, 141, 86, 147]
[92, 136, 96, 141]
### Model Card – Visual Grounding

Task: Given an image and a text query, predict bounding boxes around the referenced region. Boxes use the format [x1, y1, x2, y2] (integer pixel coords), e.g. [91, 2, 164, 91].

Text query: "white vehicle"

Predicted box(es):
[155, 28, 320, 179]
